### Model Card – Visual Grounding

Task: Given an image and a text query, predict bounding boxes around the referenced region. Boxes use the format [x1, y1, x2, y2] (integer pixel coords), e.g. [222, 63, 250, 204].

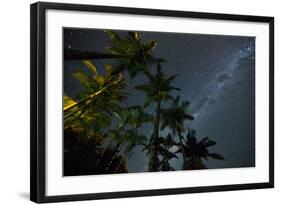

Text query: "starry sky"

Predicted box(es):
[64, 28, 255, 172]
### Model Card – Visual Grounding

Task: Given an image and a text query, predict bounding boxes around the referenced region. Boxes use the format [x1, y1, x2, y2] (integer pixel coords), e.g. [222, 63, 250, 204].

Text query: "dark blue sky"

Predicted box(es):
[64, 28, 255, 172]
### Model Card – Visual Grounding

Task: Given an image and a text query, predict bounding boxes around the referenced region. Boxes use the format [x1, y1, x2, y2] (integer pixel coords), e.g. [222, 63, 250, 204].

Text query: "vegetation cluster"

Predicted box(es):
[64, 31, 224, 176]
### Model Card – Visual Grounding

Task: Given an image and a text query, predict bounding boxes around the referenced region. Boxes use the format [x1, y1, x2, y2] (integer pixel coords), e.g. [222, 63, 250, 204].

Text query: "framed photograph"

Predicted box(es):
[30, 2, 274, 203]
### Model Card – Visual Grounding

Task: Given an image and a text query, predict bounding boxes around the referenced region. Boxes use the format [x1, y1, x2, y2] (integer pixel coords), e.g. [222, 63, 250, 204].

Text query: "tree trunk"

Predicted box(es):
[64, 49, 126, 60]
[177, 129, 187, 169]
[114, 152, 129, 173]
[104, 144, 124, 171]
[148, 100, 161, 171]
[94, 140, 113, 168]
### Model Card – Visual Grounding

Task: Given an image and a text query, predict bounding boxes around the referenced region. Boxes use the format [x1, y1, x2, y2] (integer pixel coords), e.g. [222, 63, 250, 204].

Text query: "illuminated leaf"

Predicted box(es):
[73, 70, 91, 88]
[63, 95, 77, 111]
[82, 60, 98, 75]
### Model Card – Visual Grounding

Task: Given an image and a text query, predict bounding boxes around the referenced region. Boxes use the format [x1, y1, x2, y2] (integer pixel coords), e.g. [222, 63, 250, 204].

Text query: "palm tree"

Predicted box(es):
[158, 134, 178, 171]
[113, 131, 147, 173]
[64, 31, 162, 78]
[64, 61, 132, 175]
[136, 63, 179, 171]
[113, 106, 154, 130]
[160, 96, 194, 168]
[64, 61, 128, 130]
[180, 129, 224, 170]
[103, 106, 153, 171]
[64, 59, 154, 174]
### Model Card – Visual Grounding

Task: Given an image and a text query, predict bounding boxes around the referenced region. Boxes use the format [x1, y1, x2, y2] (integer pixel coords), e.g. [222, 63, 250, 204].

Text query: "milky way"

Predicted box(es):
[191, 40, 255, 119]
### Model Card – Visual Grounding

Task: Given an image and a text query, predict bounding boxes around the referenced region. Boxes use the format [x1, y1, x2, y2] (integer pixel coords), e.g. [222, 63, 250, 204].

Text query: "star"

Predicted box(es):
[68, 45, 72, 49]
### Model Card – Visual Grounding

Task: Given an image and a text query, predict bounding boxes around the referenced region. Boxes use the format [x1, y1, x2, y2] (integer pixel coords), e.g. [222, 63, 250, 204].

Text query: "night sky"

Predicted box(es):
[64, 28, 255, 172]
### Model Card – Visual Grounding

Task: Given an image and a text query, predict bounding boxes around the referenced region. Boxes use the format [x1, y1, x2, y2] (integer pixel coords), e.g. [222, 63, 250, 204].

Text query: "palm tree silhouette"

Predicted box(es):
[158, 134, 178, 171]
[160, 96, 194, 168]
[104, 106, 153, 171]
[136, 63, 179, 171]
[180, 129, 224, 170]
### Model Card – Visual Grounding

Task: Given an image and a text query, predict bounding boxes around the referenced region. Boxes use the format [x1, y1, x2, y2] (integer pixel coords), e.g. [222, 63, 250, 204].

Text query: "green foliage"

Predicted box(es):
[114, 106, 154, 129]
[82, 60, 98, 74]
[105, 31, 160, 77]
[160, 95, 194, 132]
[64, 62, 128, 131]
[135, 63, 180, 107]
[64, 30, 225, 175]
[64, 95, 77, 111]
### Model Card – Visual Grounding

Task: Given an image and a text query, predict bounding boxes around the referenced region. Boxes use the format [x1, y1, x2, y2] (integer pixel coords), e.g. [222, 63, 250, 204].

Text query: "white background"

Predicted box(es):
[0, 0, 279, 204]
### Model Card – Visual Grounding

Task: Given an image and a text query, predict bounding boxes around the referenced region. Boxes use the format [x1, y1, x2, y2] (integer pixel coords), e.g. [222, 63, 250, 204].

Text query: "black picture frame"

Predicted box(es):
[30, 2, 274, 203]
